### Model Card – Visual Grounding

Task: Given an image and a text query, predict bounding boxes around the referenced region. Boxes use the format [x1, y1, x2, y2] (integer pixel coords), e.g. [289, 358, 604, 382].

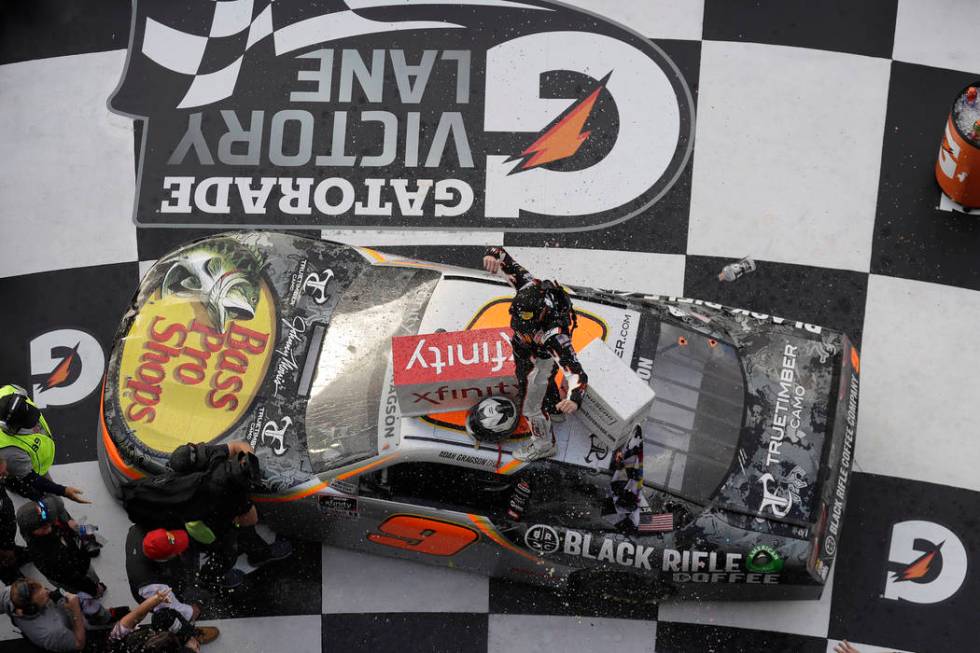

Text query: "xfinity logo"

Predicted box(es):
[884, 521, 967, 604]
[110, 0, 694, 231]
[29, 329, 105, 408]
[406, 333, 512, 375]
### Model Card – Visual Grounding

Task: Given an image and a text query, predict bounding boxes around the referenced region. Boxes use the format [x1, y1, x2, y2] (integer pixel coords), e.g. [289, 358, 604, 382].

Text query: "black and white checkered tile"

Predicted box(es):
[1, 1, 979, 651]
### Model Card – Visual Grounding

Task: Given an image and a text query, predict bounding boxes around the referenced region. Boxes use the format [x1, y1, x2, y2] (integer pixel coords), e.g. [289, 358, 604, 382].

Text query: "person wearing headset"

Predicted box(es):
[0, 384, 89, 504]
[3, 578, 87, 652]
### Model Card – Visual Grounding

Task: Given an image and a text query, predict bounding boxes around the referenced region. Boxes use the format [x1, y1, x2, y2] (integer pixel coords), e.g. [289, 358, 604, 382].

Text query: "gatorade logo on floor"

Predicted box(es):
[29, 329, 105, 408]
[110, 0, 694, 232]
[884, 520, 968, 604]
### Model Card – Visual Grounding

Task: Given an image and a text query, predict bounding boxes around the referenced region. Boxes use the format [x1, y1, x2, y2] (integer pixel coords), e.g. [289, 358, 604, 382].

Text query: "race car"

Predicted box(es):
[98, 231, 859, 600]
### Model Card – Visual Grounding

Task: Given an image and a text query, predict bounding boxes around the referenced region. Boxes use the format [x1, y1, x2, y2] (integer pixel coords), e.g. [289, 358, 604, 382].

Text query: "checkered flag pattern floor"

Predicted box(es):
[132, 0, 535, 109]
[1, 1, 979, 651]
[139, 0, 274, 108]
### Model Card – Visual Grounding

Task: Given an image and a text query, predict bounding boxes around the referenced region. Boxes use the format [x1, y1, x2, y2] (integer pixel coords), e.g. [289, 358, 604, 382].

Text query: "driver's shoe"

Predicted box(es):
[514, 437, 557, 461]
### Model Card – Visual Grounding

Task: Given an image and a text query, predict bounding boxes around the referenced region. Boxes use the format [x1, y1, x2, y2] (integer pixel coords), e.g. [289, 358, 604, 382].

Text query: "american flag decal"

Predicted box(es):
[639, 512, 674, 533]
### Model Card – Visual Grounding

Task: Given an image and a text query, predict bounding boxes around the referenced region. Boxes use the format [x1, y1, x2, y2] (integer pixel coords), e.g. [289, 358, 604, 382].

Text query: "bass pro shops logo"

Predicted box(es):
[884, 521, 968, 604]
[109, 0, 694, 231]
[29, 330, 106, 408]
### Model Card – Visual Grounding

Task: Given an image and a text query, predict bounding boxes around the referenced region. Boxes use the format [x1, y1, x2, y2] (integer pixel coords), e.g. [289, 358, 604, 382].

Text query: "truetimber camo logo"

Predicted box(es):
[110, 0, 694, 231]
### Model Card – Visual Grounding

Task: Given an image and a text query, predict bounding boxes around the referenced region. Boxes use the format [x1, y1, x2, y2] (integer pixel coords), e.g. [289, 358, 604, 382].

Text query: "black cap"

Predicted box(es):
[509, 284, 550, 332]
[16, 501, 53, 534]
[0, 393, 40, 432]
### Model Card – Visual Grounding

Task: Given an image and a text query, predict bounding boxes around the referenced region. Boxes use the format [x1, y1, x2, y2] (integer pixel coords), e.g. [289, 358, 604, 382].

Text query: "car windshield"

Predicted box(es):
[305, 265, 440, 472]
[643, 321, 745, 504]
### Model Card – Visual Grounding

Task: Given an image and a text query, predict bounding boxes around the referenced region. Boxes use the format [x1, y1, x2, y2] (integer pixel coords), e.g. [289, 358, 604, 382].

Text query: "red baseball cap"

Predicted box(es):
[142, 529, 190, 561]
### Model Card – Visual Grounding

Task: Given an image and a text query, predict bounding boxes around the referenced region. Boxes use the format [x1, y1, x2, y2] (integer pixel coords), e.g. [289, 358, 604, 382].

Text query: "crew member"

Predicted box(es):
[482, 247, 588, 461]
[0, 384, 89, 504]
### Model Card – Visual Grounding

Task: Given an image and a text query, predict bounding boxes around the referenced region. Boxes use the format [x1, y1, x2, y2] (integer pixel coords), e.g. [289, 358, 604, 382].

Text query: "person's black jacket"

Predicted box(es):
[0, 487, 16, 548]
[25, 521, 98, 595]
[122, 442, 257, 533]
[124, 524, 196, 602]
[168, 443, 256, 532]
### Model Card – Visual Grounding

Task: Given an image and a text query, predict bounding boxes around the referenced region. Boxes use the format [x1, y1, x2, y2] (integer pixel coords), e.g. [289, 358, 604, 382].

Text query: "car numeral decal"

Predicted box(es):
[368, 515, 478, 557]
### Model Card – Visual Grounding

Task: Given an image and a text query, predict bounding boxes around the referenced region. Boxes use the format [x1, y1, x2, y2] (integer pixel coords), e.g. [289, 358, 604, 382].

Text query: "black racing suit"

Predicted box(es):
[484, 247, 588, 440]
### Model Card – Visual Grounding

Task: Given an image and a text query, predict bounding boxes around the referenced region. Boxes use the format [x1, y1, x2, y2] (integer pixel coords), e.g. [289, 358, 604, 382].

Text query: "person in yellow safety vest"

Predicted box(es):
[0, 385, 89, 504]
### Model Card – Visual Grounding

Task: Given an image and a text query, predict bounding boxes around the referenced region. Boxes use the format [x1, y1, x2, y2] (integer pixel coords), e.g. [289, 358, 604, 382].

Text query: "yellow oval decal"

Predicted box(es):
[116, 283, 277, 454]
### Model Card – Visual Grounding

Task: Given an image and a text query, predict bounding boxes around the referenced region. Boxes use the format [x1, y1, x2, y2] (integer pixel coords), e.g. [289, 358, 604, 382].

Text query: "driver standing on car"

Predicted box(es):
[0, 384, 90, 505]
[482, 247, 588, 461]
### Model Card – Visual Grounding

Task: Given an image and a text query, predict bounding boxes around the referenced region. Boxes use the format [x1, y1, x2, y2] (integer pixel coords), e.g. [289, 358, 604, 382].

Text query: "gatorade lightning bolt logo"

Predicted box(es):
[40, 343, 80, 391]
[29, 330, 105, 408]
[510, 74, 610, 173]
[891, 543, 942, 583]
[884, 521, 968, 604]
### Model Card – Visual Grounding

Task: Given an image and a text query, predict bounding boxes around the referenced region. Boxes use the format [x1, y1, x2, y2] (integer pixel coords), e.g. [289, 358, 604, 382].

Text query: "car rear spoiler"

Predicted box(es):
[808, 336, 860, 582]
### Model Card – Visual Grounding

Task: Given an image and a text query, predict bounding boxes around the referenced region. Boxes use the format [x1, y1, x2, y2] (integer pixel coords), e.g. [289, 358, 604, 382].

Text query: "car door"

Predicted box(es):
[353, 460, 514, 575]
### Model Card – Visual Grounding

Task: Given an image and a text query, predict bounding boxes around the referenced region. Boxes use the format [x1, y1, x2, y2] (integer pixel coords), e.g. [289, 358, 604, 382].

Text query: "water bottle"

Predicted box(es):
[78, 524, 99, 539]
[718, 256, 757, 282]
[507, 480, 531, 521]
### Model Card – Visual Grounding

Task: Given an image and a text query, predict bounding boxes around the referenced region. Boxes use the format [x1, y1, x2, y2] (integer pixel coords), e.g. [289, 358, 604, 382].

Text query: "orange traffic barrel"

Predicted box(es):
[936, 82, 980, 209]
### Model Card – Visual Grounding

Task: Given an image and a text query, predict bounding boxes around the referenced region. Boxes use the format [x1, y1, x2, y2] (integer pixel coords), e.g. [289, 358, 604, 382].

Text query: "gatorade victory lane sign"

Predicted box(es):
[110, 0, 694, 231]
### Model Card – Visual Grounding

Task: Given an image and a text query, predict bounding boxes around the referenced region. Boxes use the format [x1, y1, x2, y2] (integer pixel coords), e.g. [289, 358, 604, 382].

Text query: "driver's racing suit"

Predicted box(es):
[484, 247, 588, 461]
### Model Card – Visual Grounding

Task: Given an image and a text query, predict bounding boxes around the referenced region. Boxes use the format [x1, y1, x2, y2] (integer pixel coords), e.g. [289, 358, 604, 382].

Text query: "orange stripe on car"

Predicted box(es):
[467, 514, 542, 564]
[495, 459, 524, 475]
[99, 379, 143, 481]
[254, 454, 401, 503]
[335, 453, 400, 481]
[359, 247, 386, 262]
[252, 479, 328, 503]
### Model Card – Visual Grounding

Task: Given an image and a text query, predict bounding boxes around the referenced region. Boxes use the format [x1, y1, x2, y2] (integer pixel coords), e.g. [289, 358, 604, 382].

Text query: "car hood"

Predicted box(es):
[101, 232, 373, 490]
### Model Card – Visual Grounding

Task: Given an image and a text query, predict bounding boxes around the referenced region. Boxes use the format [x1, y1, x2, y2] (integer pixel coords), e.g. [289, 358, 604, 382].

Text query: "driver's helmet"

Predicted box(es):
[466, 396, 520, 443]
[509, 283, 552, 334]
[0, 392, 40, 433]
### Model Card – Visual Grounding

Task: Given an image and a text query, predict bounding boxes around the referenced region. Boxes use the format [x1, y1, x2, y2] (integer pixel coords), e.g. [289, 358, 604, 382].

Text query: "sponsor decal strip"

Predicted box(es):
[99, 381, 144, 481]
[467, 514, 542, 564]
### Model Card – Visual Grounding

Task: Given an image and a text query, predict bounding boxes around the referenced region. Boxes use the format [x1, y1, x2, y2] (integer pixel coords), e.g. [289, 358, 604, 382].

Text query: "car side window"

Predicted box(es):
[518, 464, 615, 531]
[361, 461, 514, 517]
